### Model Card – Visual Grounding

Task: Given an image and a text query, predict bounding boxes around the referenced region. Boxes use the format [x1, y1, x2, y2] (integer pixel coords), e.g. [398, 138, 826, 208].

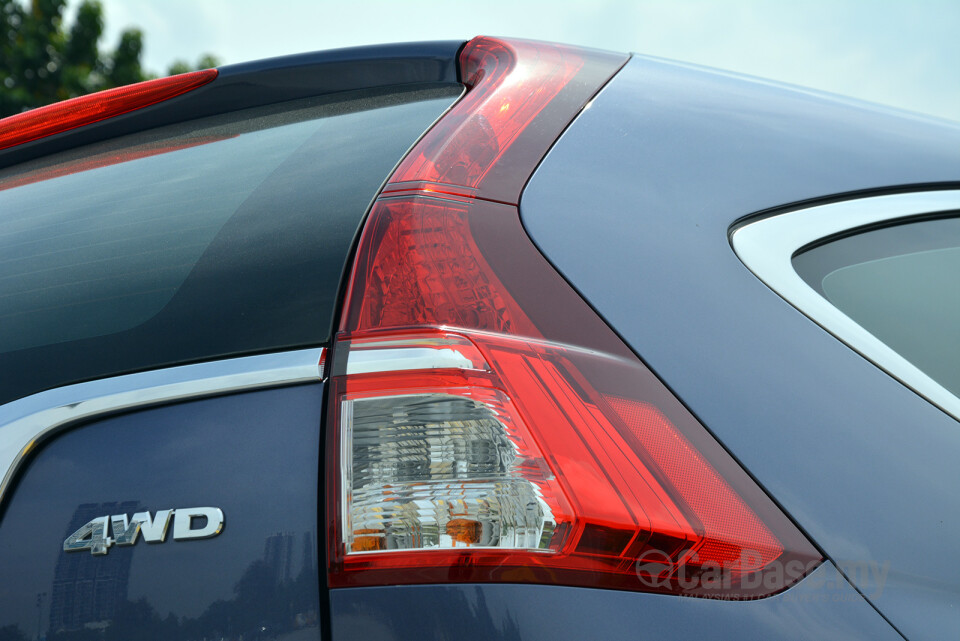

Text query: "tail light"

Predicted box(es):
[327, 37, 820, 598]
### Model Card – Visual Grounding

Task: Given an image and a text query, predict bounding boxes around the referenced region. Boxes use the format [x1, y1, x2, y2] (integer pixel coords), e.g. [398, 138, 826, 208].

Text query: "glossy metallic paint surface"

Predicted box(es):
[330, 563, 900, 641]
[0, 384, 323, 639]
[521, 55, 960, 640]
[0, 348, 323, 510]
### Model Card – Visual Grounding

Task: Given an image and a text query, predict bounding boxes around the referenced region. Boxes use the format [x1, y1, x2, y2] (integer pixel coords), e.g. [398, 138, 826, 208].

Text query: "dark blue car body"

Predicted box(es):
[1, 39, 958, 641]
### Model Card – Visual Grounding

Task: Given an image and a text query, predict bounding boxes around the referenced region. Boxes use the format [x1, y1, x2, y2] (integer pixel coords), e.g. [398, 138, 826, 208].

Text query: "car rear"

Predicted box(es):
[2, 36, 956, 641]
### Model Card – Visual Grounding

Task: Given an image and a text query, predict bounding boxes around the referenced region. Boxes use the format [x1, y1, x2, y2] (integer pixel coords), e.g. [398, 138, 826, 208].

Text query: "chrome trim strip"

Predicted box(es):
[732, 190, 960, 421]
[0, 348, 325, 506]
[346, 347, 480, 375]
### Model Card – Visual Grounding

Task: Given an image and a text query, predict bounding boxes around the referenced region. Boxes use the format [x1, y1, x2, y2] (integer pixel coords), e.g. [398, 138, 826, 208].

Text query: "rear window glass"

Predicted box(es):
[0, 84, 460, 404]
[793, 215, 960, 398]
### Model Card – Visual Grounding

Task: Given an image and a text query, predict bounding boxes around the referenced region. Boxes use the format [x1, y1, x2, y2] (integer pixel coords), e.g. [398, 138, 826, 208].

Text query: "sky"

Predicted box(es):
[82, 1, 960, 122]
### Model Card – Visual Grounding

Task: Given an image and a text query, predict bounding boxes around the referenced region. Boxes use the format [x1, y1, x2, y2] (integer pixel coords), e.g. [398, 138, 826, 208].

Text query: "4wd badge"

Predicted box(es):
[63, 507, 224, 555]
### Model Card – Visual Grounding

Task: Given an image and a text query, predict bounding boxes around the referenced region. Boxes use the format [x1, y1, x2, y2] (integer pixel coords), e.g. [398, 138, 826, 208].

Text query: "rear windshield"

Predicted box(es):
[0, 84, 460, 404]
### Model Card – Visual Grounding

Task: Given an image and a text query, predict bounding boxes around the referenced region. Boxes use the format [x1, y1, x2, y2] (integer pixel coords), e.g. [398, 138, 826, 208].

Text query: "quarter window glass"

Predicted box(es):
[794, 216, 960, 397]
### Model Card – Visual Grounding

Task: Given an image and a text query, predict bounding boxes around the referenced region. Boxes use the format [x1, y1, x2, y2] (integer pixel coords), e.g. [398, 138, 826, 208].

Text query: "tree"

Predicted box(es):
[0, 0, 219, 118]
[167, 53, 220, 77]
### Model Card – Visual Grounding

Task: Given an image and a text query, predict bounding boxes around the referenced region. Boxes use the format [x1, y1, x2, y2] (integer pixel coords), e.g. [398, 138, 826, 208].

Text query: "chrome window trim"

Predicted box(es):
[732, 190, 960, 422]
[0, 347, 325, 507]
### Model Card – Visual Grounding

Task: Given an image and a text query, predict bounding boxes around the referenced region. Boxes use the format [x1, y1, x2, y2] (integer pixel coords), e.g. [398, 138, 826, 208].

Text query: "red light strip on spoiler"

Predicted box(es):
[0, 69, 217, 152]
[328, 37, 821, 599]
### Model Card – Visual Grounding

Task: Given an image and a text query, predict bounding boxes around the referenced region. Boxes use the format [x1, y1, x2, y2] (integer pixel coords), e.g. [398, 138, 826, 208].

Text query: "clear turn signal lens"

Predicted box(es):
[343, 391, 558, 553]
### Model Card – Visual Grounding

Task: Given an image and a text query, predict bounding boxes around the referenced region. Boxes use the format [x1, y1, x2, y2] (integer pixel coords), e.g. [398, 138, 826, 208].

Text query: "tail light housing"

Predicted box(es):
[327, 36, 820, 598]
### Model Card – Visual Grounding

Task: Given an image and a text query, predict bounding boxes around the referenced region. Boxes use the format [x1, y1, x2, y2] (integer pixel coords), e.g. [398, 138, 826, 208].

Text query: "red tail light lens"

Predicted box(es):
[0, 69, 217, 151]
[382, 37, 627, 204]
[328, 37, 820, 599]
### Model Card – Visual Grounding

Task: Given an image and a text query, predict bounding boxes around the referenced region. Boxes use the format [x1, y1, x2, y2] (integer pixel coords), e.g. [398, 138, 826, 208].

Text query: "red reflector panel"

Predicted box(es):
[604, 395, 781, 571]
[384, 37, 627, 204]
[328, 36, 820, 599]
[0, 69, 218, 151]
